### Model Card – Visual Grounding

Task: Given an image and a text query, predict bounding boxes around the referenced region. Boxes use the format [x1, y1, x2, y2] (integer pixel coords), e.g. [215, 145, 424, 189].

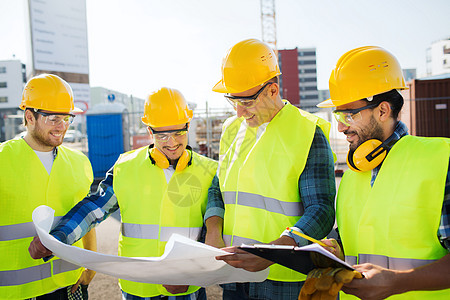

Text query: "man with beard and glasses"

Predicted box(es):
[317, 46, 450, 299]
[203, 39, 336, 300]
[29, 87, 218, 300]
[0, 74, 96, 299]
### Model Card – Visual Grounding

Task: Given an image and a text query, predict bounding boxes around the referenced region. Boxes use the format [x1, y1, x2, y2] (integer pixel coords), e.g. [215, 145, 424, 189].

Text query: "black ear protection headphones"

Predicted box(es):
[347, 132, 397, 172]
[148, 145, 193, 172]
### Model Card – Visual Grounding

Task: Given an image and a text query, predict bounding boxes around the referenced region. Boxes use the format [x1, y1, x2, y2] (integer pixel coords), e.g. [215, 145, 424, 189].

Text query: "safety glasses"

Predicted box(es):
[34, 110, 75, 126]
[224, 82, 272, 108]
[149, 124, 188, 142]
[332, 103, 379, 126]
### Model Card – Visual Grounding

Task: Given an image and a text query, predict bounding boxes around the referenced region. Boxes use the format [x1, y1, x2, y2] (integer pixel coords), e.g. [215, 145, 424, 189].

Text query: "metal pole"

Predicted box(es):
[206, 101, 211, 158]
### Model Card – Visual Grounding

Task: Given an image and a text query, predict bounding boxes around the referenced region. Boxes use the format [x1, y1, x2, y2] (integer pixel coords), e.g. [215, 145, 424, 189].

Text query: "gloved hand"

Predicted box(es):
[298, 267, 363, 300]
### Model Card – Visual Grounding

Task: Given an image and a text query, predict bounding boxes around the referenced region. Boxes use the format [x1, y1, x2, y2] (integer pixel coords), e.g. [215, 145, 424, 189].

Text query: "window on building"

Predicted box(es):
[443, 46, 450, 55]
[301, 95, 318, 100]
[0, 66, 6, 73]
[0, 96, 7, 103]
[298, 51, 316, 56]
[300, 86, 317, 91]
[299, 60, 316, 65]
[0, 82, 7, 88]
[300, 78, 317, 82]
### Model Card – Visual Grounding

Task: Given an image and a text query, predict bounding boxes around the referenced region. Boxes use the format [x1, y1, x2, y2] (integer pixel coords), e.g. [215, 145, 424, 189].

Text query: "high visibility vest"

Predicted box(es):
[218, 103, 331, 282]
[113, 146, 217, 297]
[337, 135, 450, 299]
[0, 138, 93, 299]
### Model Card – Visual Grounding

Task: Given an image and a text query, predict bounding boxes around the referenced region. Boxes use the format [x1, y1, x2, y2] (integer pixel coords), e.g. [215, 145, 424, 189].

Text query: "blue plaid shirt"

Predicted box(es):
[205, 126, 336, 300]
[50, 166, 119, 244]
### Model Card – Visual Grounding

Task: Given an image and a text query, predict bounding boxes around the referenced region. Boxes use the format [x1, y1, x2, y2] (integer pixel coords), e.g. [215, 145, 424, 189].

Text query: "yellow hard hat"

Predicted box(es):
[20, 74, 82, 113]
[212, 39, 281, 94]
[317, 46, 408, 108]
[141, 87, 193, 127]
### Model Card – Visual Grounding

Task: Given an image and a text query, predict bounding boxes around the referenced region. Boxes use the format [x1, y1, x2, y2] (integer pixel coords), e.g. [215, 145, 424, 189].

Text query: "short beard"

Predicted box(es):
[349, 115, 384, 152]
[31, 123, 63, 149]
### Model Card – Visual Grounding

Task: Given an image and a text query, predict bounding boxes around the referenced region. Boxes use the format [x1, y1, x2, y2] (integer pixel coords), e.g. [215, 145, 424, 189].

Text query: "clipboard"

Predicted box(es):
[239, 243, 354, 274]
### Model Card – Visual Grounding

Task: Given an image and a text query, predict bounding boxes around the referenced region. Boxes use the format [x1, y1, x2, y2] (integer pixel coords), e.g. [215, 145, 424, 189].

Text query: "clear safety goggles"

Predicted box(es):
[34, 109, 75, 126]
[224, 82, 272, 109]
[149, 124, 188, 142]
[332, 103, 379, 126]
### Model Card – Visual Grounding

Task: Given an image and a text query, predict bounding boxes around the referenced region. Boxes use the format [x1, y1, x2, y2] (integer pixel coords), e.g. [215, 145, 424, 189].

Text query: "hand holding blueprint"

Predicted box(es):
[32, 205, 268, 286]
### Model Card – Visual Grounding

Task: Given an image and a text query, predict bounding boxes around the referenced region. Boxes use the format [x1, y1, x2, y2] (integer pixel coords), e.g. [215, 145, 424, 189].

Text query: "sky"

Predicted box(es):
[1, 0, 450, 109]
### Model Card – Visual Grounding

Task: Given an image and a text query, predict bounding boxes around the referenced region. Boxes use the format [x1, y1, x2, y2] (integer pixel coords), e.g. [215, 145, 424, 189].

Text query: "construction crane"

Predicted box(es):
[260, 0, 277, 52]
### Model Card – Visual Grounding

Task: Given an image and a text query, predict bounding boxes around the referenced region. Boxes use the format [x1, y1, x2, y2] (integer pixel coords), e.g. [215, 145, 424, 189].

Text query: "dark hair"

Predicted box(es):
[364, 89, 404, 120]
[23, 108, 40, 126]
[268, 76, 279, 84]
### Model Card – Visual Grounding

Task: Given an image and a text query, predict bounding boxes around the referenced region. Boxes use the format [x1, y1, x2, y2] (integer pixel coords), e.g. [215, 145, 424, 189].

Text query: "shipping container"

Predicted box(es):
[400, 75, 450, 138]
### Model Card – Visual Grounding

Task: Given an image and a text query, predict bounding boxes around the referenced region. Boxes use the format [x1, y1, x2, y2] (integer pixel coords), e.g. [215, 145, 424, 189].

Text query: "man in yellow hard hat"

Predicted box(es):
[204, 39, 336, 299]
[318, 46, 450, 299]
[0, 74, 97, 299]
[29, 87, 218, 300]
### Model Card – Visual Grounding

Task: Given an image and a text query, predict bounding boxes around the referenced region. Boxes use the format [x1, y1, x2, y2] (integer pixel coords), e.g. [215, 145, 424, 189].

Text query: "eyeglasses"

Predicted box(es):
[149, 125, 188, 142]
[332, 103, 379, 126]
[34, 110, 75, 126]
[224, 82, 272, 108]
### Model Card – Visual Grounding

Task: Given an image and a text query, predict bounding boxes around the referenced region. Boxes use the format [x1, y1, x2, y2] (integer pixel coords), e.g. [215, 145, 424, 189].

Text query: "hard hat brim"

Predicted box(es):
[212, 80, 229, 93]
[71, 106, 84, 113]
[316, 98, 336, 108]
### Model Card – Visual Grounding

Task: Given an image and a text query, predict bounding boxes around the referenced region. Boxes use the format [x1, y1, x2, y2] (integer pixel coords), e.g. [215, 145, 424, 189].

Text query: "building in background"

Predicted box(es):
[403, 68, 417, 82]
[278, 47, 319, 113]
[401, 73, 450, 138]
[90, 87, 145, 136]
[0, 60, 26, 141]
[426, 37, 450, 76]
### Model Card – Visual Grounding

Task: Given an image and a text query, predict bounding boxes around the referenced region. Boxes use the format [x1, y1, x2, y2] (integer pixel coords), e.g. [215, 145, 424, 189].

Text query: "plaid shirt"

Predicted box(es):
[50, 165, 119, 245]
[205, 126, 336, 300]
[371, 121, 450, 250]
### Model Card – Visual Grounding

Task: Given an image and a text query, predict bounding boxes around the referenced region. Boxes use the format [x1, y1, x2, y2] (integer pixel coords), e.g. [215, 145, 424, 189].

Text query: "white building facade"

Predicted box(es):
[426, 38, 450, 76]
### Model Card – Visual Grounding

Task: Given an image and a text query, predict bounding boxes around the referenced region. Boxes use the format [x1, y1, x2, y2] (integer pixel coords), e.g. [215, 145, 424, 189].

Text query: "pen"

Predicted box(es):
[286, 227, 327, 247]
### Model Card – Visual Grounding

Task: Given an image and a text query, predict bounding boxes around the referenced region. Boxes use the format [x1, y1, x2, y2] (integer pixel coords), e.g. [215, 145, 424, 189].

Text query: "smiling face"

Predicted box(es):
[229, 82, 281, 128]
[148, 123, 189, 165]
[24, 109, 71, 151]
[336, 100, 385, 151]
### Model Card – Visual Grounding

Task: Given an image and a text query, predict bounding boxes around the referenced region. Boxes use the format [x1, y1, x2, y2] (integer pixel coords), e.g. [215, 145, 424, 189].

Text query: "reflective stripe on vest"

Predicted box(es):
[218, 103, 331, 282]
[121, 223, 202, 242]
[0, 217, 62, 241]
[345, 254, 438, 270]
[223, 191, 304, 217]
[0, 139, 93, 299]
[223, 235, 261, 246]
[337, 135, 450, 300]
[113, 147, 217, 297]
[0, 259, 79, 286]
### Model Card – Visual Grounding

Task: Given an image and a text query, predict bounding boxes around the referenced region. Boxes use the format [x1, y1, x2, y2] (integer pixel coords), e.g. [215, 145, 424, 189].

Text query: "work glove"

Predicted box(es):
[298, 267, 363, 300]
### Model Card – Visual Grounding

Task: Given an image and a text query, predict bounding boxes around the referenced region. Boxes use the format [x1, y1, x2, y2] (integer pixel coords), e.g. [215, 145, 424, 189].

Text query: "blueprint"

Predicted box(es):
[32, 205, 269, 286]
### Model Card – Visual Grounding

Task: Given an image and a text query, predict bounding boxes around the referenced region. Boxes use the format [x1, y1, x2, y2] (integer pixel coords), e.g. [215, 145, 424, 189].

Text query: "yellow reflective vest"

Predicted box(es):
[337, 135, 450, 299]
[113, 146, 218, 297]
[0, 138, 93, 299]
[218, 103, 331, 282]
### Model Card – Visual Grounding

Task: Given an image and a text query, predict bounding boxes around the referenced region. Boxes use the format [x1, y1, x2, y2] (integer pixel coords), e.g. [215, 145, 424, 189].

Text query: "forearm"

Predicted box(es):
[81, 227, 97, 252]
[394, 254, 450, 293]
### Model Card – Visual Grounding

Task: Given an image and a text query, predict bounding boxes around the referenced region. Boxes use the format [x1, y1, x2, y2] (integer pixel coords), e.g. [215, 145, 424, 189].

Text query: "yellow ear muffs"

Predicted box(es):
[175, 150, 190, 172]
[150, 147, 170, 169]
[149, 147, 191, 171]
[347, 139, 387, 172]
